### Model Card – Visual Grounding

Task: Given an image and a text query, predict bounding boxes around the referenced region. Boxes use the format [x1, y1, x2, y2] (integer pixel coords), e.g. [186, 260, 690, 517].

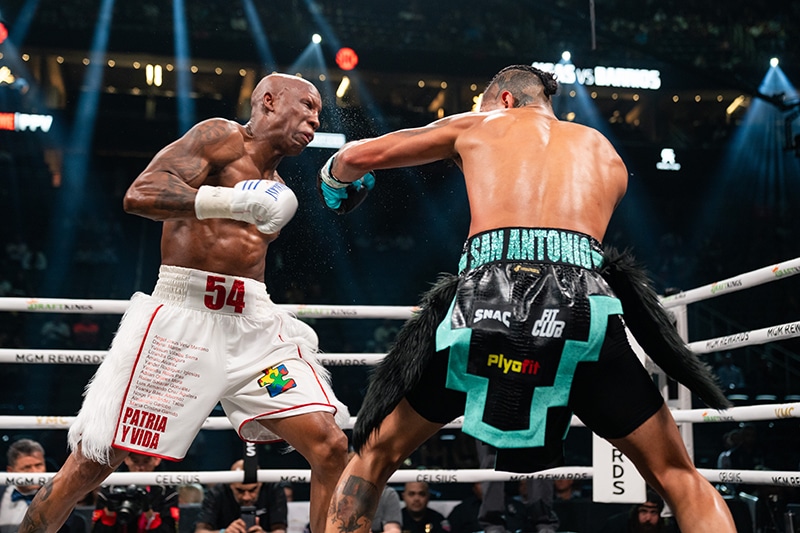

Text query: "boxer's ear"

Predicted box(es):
[263, 92, 275, 112]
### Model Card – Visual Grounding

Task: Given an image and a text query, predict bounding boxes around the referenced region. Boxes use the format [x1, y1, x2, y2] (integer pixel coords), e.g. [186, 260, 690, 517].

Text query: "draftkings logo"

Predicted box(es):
[701, 411, 735, 422]
[258, 364, 297, 397]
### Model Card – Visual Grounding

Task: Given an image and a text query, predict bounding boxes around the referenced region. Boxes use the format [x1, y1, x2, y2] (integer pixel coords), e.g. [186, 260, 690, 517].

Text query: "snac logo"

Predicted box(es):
[473, 308, 511, 327]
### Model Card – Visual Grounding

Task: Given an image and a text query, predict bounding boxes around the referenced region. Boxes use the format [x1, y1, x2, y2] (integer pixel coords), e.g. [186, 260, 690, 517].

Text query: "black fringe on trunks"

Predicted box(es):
[599, 247, 731, 410]
[352, 273, 459, 452]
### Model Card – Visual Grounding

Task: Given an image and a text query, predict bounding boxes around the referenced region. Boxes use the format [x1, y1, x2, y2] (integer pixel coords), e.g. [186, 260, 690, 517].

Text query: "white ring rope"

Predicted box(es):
[0, 298, 417, 319]
[6, 309, 800, 367]
[2, 258, 798, 368]
[2, 258, 799, 491]
[1, 256, 796, 316]
[660, 256, 800, 308]
[1, 467, 799, 488]
[2, 403, 797, 431]
[0, 350, 387, 366]
[4, 309, 800, 365]
[0, 468, 587, 487]
[687, 320, 800, 354]
[0, 349, 108, 364]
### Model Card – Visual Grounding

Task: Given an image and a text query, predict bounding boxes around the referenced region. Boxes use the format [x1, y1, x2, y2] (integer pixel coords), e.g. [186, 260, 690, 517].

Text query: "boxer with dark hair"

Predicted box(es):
[319, 65, 734, 533]
[19, 73, 349, 533]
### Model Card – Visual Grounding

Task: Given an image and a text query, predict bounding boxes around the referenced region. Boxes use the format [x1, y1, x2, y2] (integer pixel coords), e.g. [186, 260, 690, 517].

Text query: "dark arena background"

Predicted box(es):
[1, 1, 800, 532]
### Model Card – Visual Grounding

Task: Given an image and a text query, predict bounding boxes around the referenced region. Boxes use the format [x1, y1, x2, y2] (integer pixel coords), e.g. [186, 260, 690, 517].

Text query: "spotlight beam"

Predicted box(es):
[240, 0, 276, 71]
[7, 0, 40, 45]
[43, 0, 116, 296]
[173, 0, 195, 135]
[784, 109, 800, 153]
[695, 63, 800, 243]
[300, 0, 342, 52]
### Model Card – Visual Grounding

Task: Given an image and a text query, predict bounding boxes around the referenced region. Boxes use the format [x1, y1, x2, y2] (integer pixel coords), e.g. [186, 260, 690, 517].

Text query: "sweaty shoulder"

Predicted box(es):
[551, 119, 600, 138]
[187, 118, 242, 147]
[185, 118, 246, 163]
[553, 120, 620, 154]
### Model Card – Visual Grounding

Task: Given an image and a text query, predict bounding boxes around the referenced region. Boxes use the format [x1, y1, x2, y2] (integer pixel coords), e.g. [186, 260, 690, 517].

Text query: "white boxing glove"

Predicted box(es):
[194, 179, 298, 234]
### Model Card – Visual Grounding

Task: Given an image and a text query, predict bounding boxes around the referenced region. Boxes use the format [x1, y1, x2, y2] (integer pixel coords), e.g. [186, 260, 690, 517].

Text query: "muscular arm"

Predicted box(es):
[330, 112, 485, 182]
[123, 118, 242, 221]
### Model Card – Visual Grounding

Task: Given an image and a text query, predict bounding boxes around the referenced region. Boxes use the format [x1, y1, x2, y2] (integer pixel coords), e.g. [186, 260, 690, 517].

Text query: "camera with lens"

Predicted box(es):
[106, 485, 151, 524]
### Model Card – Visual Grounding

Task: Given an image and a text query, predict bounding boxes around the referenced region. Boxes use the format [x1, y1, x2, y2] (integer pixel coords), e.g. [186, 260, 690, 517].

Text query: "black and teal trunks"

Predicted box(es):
[404, 227, 664, 471]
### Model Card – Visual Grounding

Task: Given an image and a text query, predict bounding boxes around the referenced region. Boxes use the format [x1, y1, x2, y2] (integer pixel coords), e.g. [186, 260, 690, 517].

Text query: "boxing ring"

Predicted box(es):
[1, 256, 799, 494]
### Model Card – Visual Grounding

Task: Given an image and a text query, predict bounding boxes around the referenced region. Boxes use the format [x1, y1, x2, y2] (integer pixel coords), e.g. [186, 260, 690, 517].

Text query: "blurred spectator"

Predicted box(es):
[277, 482, 293, 503]
[753, 355, 781, 397]
[5, 237, 30, 266]
[92, 453, 179, 533]
[0, 274, 14, 296]
[20, 247, 47, 274]
[0, 439, 47, 533]
[370, 320, 400, 353]
[372, 486, 401, 533]
[73, 315, 101, 349]
[719, 423, 766, 496]
[715, 428, 743, 494]
[0, 439, 88, 533]
[724, 424, 764, 472]
[40, 316, 72, 348]
[195, 459, 287, 533]
[446, 483, 481, 533]
[553, 478, 583, 501]
[597, 489, 678, 533]
[473, 442, 556, 532]
[715, 353, 746, 391]
[178, 484, 205, 506]
[504, 480, 559, 533]
[400, 482, 447, 533]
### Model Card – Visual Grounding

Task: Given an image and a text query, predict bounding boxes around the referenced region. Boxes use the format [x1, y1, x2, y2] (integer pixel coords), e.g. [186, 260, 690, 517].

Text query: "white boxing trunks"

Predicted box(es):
[68, 265, 349, 464]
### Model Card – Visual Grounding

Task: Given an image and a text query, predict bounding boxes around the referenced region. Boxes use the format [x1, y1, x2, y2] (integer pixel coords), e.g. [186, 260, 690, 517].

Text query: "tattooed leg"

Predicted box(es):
[18, 479, 55, 533]
[328, 476, 381, 533]
[18, 445, 125, 533]
[325, 399, 446, 533]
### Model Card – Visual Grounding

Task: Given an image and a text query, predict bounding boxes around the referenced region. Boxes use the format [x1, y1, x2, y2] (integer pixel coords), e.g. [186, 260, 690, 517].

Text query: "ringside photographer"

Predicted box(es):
[195, 460, 286, 533]
[92, 453, 179, 533]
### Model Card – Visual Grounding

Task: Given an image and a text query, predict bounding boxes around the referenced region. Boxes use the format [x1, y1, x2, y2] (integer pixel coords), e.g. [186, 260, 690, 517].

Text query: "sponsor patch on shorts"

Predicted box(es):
[258, 364, 297, 397]
[531, 308, 566, 338]
[471, 303, 514, 332]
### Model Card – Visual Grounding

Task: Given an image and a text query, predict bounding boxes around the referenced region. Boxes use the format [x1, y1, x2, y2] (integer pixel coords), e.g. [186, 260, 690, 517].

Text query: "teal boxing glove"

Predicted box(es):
[316, 155, 375, 215]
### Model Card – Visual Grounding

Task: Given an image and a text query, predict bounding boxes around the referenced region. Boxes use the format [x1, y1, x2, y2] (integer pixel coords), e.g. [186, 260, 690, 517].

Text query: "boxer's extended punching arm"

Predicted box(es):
[329, 111, 484, 182]
[317, 155, 375, 214]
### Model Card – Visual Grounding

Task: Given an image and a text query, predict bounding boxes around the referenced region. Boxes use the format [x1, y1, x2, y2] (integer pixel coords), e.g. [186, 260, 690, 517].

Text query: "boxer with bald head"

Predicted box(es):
[319, 65, 735, 533]
[19, 73, 349, 533]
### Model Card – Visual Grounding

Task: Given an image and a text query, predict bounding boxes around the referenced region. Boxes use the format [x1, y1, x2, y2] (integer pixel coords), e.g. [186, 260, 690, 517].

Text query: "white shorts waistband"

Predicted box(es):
[152, 265, 272, 317]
